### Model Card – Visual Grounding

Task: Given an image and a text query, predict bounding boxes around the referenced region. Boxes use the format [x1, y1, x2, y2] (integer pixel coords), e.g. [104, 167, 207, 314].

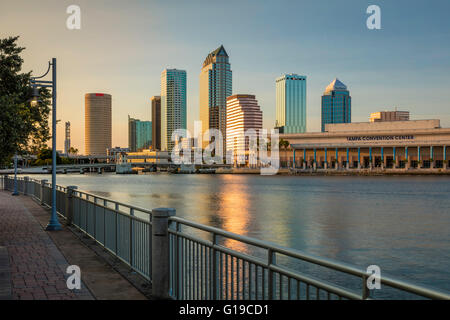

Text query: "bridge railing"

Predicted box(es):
[2, 175, 450, 300]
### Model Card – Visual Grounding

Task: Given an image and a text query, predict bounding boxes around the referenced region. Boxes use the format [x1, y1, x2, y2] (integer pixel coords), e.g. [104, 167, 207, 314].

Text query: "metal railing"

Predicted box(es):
[2, 175, 450, 300]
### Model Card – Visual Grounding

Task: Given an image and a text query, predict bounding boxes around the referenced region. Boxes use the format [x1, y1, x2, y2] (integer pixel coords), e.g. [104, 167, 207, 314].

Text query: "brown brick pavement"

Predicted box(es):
[0, 191, 93, 300]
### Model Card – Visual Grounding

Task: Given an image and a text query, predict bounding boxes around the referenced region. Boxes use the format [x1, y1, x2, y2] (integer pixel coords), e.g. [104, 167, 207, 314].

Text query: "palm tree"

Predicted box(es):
[279, 139, 290, 167]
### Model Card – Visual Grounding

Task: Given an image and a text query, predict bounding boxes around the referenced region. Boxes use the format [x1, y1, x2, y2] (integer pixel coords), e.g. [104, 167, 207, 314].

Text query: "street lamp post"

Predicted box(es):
[31, 58, 61, 231]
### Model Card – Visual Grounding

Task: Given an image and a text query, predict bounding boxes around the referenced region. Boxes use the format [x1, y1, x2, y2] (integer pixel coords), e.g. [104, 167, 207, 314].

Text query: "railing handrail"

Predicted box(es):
[3, 175, 450, 300]
[170, 216, 450, 300]
[73, 189, 153, 216]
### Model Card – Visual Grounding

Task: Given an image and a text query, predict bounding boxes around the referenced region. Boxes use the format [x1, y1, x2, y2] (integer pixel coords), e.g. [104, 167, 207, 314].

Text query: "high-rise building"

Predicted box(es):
[151, 96, 162, 150]
[128, 116, 152, 152]
[370, 110, 410, 122]
[161, 69, 187, 151]
[200, 45, 232, 149]
[136, 120, 152, 151]
[275, 74, 306, 134]
[226, 94, 263, 164]
[85, 93, 112, 155]
[64, 121, 71, 155]
[321, 78, 351, 132]
[128, 115, 137, 152]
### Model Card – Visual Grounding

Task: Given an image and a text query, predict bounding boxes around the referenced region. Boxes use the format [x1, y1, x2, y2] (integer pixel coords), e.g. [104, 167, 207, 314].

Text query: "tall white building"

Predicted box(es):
[226, 94, 263, 165]
[161, 69, 187, 151]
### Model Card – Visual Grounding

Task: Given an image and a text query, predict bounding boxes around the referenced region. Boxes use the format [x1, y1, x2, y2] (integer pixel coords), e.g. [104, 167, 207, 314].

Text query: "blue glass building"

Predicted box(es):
[321, 78, 351, 132]
[161, 69, 187, 151]
[128, 115, 152, 151]
[276, 74, 307, 133]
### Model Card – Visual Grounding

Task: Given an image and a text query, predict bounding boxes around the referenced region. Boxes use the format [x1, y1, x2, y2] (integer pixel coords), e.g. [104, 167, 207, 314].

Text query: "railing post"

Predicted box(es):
[151, 208, 176, 299]
[3, 175, 8, 190]
[65, 186, 78, 226]
[40, 179, 48, 205]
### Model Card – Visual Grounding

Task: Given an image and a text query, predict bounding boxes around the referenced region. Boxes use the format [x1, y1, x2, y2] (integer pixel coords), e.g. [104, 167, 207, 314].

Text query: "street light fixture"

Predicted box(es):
[30, 58, 61, 231]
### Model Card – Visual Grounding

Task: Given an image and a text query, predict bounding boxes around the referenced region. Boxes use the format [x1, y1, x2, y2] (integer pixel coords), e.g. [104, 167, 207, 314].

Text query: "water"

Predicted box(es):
[28, 173, 450, 294]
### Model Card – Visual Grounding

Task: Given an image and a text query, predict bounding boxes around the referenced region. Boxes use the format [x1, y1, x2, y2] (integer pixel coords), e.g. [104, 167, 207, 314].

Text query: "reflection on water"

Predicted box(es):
[26, 173, 450, 293]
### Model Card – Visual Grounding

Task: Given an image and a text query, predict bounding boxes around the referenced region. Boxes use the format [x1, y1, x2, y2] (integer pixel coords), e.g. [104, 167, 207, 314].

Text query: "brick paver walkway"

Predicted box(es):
[0, 191, 93, 300]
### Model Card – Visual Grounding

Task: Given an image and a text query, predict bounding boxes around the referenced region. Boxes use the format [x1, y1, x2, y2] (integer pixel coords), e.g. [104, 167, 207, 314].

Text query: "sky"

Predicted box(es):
[1, 0, 450, 154]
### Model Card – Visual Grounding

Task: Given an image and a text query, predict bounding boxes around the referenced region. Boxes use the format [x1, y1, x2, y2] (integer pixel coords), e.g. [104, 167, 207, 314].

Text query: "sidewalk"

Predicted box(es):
[0, 190, 147, 300]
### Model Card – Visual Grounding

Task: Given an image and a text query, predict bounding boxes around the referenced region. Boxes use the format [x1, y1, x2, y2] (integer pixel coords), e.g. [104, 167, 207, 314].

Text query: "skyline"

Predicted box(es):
[1, 0, 450, 154]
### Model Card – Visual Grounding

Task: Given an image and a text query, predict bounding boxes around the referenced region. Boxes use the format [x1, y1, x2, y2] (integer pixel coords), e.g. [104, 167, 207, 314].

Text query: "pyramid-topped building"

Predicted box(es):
[324, 78, 348, 95]
[321, 78, 351, 132]
[199, 45, 232, 149]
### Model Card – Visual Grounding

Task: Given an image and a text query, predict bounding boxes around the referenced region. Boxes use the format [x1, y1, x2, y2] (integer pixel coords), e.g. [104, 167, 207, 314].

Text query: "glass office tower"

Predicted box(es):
[128, 116, 152, 151]
[161, 69, 187, 151]
[200, 45, 232, 149]
[321, 78, 351, 132]
[275, 74, 306, 133]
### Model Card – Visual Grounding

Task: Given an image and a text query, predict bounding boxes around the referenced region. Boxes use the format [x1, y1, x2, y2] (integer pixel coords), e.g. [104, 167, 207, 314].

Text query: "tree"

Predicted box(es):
[68, 147, 78, 155]
[0, 36, 51, 166]
[34, 148, 62, 165]
[279, 138, 290, 167]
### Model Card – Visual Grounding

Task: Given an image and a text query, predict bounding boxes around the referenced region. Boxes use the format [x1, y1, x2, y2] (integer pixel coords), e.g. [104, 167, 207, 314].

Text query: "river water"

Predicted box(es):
[28, 173, 450, 296]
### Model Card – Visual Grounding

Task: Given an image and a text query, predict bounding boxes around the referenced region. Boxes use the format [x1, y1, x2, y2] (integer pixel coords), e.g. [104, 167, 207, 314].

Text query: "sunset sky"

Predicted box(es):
[1, 0, 450, 154]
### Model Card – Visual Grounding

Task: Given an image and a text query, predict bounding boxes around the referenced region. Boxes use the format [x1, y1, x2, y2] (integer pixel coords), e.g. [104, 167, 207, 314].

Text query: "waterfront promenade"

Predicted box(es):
[0, 191, 147, 300]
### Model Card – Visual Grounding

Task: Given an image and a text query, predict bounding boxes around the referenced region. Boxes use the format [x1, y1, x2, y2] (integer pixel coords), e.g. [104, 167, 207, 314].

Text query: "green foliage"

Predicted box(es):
[33, 148, 62, 165]
[0, 36, 50, 165]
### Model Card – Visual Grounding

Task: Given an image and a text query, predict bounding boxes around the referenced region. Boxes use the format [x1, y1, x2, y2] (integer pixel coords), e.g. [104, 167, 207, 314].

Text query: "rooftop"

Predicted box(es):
[324, 78, 348, 94]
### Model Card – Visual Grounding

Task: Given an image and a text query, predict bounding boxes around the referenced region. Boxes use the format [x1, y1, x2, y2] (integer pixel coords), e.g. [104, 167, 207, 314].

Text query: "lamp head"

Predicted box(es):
[30, 84, 41, 107]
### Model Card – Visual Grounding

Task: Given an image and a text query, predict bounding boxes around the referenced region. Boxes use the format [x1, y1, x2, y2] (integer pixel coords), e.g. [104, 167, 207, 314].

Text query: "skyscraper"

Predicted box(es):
[128, 115, 137, 152]
[128, 116, 152, 152]
[200, 45, 232, 148]
[275, 74, 306, 134]
[321, 78, 351, 132]
[85, 93, 112, 155]
[151, 96, 161, 150]
[161, 69, 187, 151]
[226, 94, 263, 165]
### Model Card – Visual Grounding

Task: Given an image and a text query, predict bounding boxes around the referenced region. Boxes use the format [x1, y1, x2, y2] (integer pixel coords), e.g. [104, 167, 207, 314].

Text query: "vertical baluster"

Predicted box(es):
[288, 277, 291, 300]
[243, 260, 246, 299]
[262, 266, 266, 300]
[279, 274, 283, 300]
[236, 258, 241, 300]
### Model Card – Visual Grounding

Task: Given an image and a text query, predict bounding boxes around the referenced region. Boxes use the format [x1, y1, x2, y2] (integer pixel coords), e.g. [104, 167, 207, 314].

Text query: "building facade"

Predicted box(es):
[199, 45, 232, 148]
[128, 115, 137, 152]
[321, 78, 351, 132]
[161, 69, 187, 151]
[276, 74, 306, 134]
[370, 110, 410, 122]
[281, 120, 450, 170]
[226, 94, 263, 165]
[128, 116, 152, 152]
[151, 96, 161, 150]
[85, 93, 112, 156]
